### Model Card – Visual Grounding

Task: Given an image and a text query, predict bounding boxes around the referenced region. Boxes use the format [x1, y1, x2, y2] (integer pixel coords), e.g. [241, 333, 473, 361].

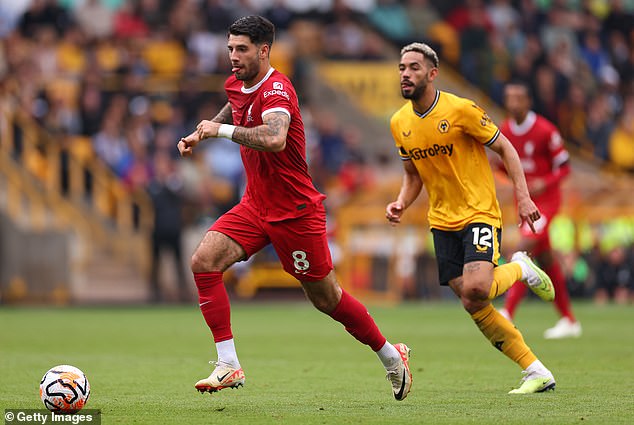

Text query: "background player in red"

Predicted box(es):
[499, 81, 581, 339]
[177, 16, 412, 400]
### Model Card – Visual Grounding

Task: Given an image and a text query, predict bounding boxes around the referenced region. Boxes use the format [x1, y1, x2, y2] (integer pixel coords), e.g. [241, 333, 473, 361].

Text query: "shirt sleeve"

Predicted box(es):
[543, 124, 571, 186]
[462, 101, 500, 146]
[260, 79, 292, 119]
[548, 127, 570, 170]
[390, 116, 410, 160]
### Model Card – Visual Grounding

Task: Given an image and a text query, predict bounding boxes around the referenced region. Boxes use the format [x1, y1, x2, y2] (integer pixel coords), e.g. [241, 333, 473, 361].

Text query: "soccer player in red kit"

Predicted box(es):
[177, 16, 412, 400]
[499, 81, 581, 339]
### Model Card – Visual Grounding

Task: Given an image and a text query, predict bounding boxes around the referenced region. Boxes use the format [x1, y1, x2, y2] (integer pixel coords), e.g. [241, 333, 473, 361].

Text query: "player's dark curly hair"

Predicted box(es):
[229, 15, 275, 48]
[506, 79, 533, 98]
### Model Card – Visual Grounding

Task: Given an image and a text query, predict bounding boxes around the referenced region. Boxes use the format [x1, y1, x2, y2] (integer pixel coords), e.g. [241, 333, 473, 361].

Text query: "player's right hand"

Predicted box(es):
[517, 196, 540, 234]
[386, 201, 404, 226]
[177, 135, 199, 157]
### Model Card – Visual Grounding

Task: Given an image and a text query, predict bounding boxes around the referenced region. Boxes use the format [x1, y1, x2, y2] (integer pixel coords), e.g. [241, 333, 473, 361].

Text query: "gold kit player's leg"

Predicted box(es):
[471, 304, 538, 369]
[488, 262, 523, 299]
[472, 252, 557, 393]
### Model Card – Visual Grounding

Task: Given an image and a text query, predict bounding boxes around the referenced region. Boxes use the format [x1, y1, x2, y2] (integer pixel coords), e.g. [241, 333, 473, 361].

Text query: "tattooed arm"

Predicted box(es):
[196, 111, 290, 152]
[232, 112, 289, 152]
[211, 102, 233, 124]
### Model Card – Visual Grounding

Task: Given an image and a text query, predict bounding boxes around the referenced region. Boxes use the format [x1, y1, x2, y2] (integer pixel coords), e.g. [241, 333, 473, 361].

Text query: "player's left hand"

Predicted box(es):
[196, 120, 220, 140]
[517, 197, 540, 234]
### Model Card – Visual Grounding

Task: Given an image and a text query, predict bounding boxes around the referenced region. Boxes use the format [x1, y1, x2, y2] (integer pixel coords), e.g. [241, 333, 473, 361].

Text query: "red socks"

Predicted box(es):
[504, 281, 527, 319]
[194, 272, 233, 343]
[194, 273, 387, 351]
[329, 290, 386, 351]
[546, 262, 575, 321]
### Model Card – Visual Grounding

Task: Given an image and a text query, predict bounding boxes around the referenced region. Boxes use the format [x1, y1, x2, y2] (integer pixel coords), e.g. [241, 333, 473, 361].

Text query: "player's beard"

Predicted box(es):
[234, 59, 260, 82]
[401, 80, 426, 101]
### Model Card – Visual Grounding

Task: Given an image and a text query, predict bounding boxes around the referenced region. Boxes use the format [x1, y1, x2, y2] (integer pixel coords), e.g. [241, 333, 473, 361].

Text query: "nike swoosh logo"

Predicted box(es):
[217, 371, 231, 382]
[199, 300, 212, 307]
[394, 369, 407, 400]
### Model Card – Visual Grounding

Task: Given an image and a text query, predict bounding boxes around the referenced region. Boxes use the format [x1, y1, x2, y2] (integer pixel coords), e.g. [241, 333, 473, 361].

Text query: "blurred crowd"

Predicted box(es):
[0, 0, 632, 302]
[548, 216, 634, 305]
[366, 0, 634, 170]
[0, 0, 392, 221]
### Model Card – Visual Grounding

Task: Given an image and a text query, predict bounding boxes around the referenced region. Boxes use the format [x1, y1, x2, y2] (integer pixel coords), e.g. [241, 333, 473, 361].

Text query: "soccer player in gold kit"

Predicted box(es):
[386, 43, 556, 394]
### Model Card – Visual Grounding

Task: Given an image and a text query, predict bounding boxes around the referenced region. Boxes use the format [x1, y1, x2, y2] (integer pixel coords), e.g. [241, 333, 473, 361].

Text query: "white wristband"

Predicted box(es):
[217, 124, 236, 140]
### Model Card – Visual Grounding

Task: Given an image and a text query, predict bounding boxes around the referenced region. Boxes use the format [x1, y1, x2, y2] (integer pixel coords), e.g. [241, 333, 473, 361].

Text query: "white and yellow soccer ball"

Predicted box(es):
[39, 365, 90, 413]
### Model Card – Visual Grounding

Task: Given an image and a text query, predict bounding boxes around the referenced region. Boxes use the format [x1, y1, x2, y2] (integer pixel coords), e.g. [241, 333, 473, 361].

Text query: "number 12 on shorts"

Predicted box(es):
[292, 250, 310, 274]
[471, 226, 492, 248]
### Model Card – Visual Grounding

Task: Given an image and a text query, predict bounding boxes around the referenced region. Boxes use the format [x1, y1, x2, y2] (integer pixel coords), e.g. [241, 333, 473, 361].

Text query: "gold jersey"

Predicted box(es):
[390, 90, 502, 231]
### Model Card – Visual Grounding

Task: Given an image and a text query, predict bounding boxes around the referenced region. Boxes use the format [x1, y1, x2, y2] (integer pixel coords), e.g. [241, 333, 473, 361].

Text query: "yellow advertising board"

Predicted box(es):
[317, 61, 406, 121]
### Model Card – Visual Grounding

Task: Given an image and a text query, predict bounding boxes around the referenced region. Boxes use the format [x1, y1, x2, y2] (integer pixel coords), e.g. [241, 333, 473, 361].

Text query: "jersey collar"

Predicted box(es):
[509, 111, 537, 135]
[412, 90, 440, 119]
[241, 67, 275, 94]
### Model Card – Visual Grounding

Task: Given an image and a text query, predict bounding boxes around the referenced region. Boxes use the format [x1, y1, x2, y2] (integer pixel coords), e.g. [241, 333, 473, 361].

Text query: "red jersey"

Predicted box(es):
[500, 111, 570, 207]
[224, 68, 325, 221]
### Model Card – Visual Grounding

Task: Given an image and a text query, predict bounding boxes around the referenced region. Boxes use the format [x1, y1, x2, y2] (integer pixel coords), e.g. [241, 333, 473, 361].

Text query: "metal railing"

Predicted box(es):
[0, 98, 153, 296]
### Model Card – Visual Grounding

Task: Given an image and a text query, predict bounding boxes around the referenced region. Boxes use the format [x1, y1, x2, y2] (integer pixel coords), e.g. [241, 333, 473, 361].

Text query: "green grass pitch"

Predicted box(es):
[1, 301, 633, 424]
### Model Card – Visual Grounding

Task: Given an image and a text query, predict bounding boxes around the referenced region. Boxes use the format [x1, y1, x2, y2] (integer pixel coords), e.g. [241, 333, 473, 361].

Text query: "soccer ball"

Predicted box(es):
[39, 365, 90, 413]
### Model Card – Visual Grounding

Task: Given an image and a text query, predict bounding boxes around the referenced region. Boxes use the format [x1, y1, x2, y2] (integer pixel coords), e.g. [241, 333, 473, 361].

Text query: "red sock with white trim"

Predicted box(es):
[195, 272, 233, 343]
[329, 290, 387, 352]
[195, 272, 240, 367]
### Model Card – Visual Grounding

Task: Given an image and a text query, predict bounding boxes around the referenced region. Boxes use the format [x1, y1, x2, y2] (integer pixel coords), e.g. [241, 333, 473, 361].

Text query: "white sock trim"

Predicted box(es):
[216, 339, 240, 368]
[376, 341, 401, 370]
[526, 359, 551, 377]
[514, 259, 530, 281]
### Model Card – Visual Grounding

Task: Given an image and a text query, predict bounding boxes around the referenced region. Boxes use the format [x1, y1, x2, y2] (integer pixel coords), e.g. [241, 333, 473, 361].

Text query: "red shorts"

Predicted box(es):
[209, 202, 333, 281]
